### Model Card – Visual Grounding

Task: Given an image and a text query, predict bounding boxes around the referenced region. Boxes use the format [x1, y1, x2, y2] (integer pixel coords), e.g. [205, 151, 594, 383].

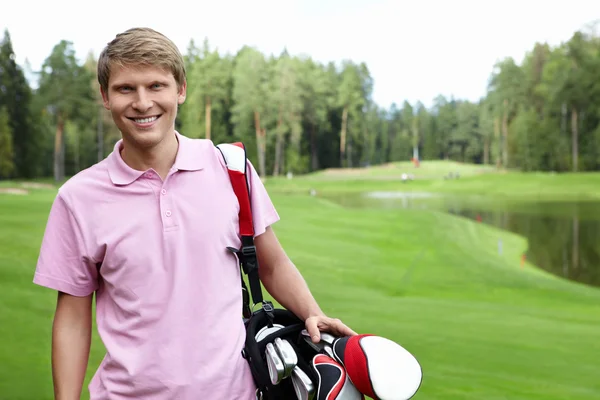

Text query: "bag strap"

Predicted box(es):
[216, 142, 274, 322]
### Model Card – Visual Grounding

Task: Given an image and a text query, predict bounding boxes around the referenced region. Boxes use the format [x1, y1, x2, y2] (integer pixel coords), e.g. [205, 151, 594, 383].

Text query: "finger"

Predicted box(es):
[330, 319, 358, 337]
[343, 325, 359, 336]
[305, 318, 321, 343]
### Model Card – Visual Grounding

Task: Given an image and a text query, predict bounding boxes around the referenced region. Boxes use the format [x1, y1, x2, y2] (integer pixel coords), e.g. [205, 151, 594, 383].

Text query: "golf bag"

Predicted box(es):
[217, 142, 321, 399]
[217, 142, 423, 400]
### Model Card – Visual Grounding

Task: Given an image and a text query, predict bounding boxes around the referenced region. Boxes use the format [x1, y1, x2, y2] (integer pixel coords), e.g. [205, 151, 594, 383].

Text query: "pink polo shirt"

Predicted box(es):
[33, 132, 279, 399]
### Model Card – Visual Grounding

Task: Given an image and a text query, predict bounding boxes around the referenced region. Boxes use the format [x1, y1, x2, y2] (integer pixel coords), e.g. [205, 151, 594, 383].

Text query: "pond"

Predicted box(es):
[320, 191, 600, 288]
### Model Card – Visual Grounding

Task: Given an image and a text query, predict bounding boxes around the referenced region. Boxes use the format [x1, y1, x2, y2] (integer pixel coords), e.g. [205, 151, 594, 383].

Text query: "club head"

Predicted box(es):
[323, 344, 335, 360]
[292, 366, 315, 400]
[301, 334, 323, 353]
[300, 329, 338, 353]
[255, 323, 285, 341]
[274, 337, 298, 378]
[320, 332, 337, 345]
[265, 342, 285, 385]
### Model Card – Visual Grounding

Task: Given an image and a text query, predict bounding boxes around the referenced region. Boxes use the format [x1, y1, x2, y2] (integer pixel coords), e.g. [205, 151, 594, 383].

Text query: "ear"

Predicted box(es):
[100, 86, 110, 110]
[177, 79, 187, 105]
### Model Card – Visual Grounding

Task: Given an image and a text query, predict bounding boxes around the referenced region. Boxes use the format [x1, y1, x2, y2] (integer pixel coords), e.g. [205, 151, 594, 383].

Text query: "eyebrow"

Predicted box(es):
[151, 80, 170, 87]
[110, 80, 170, 90]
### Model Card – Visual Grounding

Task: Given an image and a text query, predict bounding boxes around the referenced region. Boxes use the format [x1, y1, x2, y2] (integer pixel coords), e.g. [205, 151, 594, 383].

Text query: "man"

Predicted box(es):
[33, 27, 356, 400]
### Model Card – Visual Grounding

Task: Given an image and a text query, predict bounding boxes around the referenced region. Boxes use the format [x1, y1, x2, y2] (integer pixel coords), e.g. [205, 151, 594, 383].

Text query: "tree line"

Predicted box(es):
[1, 24, 599, 181]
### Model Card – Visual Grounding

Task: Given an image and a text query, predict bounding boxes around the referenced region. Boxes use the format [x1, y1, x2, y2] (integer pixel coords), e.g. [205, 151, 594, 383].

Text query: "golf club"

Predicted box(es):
[265, 342, 285, 385]
[300, 329, 338, 353]
[274, 337, 298, 378]
[301, 329, 336, 344]
[323, 344, 335, 360]
[292, 366, 315, 400]
[255, 323, 284, 341]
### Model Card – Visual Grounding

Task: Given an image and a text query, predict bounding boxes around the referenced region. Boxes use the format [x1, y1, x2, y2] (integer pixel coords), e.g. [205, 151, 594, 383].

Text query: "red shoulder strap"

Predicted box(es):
[217, 142, 272, 318]
[216, 142, 254, 237]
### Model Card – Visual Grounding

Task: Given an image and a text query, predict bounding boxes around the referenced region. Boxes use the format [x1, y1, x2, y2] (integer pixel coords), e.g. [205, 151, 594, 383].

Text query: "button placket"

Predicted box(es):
[160, 184, 177, 230]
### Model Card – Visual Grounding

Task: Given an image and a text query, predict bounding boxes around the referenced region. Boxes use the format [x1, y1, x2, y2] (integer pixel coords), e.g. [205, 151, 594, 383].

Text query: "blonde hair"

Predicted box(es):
[97, 27, 186, 92]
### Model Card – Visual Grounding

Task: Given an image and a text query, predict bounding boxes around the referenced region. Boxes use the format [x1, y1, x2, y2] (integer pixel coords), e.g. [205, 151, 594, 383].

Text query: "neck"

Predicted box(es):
[120, 132, 179, 180]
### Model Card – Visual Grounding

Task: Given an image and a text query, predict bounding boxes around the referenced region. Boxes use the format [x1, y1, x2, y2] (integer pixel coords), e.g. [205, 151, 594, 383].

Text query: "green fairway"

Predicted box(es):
[310, 160, 497, 180]
[1, 170, 599, 399]
[267, 161, 600, 201]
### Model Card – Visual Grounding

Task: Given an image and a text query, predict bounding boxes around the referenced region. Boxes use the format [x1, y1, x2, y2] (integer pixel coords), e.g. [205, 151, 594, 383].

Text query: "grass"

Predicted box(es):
[268, 161, 600, 201]
[1, 166, 600, 399]
[311, 160, 496, 179]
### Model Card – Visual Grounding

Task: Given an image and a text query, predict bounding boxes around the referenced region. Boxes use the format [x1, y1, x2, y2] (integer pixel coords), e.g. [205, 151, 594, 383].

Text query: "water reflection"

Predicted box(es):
[321, 192, 600, 288]
[452, 208, 599, 287]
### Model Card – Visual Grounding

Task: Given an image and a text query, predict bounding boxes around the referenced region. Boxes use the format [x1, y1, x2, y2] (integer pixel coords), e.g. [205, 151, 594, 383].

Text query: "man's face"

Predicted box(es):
[101, 63, 186, 150]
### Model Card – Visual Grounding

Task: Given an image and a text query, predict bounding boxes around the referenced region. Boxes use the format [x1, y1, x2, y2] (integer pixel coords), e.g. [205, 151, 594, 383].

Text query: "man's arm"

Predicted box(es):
[52, 291, 93, 400]
[255, 226, 323, 320]
[255, 227, 357, 342]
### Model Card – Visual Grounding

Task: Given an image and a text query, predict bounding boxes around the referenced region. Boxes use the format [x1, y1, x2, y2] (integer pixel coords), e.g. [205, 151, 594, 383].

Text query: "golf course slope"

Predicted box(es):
[267, 192, 600, 400]
[0, 175, 599, 399]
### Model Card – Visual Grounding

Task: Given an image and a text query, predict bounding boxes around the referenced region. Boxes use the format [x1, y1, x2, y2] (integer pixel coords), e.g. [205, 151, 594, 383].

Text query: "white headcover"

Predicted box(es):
[360, 336, 422, 400]
[216, 143, 246, 173]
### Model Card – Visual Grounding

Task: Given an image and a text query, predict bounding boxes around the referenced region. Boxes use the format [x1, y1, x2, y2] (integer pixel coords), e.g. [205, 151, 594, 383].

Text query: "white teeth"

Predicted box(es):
[133, 116, 158, 124]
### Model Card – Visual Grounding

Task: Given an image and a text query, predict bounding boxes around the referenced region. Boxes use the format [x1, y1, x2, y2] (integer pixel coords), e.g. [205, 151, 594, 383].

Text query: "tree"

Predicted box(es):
[196, 39, 231, 140]
[37, 40, 95, 181]
[297, 58, 334, 171]
[2, 24, 600, 179]
[0, 107, 15, 178]
[454, 101, 480, 162]
[432, 95, 458, 160]
[337, 61, 367, 167]
[0, 29, 39, 178]
[269, 52, 303, 175]
[487, 57, 526, 168]
[561, 32, 597, 171]
[181, 38, 232, 141]
[83, 50, 119, 164]
[231, 47, 270, 177]
[478, 98, 495, 165]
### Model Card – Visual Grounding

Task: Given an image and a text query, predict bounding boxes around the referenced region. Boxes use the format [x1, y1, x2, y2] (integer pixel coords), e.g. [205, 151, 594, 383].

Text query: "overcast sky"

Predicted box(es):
[1, 0, 599, 109]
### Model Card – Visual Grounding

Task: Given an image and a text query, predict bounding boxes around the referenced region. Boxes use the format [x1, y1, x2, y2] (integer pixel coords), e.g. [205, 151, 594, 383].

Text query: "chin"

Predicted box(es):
[122, 129, 165, 149]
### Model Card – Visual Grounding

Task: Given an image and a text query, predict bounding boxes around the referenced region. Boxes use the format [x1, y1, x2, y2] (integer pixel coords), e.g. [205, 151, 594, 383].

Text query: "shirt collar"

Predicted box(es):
[107, 131, 204, 186]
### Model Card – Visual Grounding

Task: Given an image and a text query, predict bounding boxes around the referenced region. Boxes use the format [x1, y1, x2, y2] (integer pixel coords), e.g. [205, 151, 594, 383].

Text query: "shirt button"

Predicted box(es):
[165, 210, 172, 217]
[161, 189, 167, 195]
[145, 172, 153, 178]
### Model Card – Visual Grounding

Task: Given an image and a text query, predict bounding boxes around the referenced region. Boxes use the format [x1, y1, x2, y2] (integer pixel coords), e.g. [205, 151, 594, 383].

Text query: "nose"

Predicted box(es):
[132, 89, 153, 112]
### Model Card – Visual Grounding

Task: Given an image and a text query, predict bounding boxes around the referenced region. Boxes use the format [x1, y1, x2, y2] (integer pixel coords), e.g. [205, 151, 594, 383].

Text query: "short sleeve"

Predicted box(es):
[247, 161, 280, 237]
[33, 192, 99, 296]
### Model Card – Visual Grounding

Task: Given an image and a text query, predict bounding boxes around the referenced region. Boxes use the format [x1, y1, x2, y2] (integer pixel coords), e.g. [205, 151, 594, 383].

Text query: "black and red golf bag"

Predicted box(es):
[217, 142, 423, 400]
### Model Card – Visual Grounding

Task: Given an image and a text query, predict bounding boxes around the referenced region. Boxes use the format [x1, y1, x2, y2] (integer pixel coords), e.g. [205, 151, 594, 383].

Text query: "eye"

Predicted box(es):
[151, 83, 162, 89]
[119, 86, 133, 93]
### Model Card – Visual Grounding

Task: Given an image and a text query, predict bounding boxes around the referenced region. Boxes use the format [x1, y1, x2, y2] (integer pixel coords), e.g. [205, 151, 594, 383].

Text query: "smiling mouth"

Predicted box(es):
[128, 115, 161, 124]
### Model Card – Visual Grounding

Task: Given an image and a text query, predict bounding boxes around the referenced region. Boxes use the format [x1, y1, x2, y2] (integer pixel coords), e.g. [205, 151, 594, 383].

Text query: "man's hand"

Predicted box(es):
[305, 315, 358, 344]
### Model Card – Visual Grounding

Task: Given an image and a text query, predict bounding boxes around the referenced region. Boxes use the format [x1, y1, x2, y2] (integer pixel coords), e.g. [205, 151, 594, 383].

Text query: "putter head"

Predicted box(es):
[292, 366, 315, 400]
[265, 342, 285, 385]
[274, 337, 298, 378]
